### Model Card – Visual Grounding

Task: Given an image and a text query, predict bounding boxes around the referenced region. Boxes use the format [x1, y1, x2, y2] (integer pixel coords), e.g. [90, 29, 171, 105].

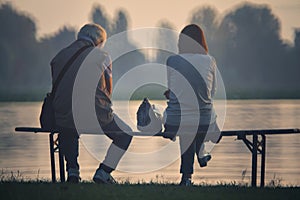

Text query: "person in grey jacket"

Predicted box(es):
[51, 23, 132, 183]
[164, 24, 220, 186]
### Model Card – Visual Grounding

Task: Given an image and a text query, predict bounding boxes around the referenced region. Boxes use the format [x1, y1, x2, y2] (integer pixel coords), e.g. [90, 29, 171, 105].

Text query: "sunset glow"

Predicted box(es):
[4, 0, 300, 41]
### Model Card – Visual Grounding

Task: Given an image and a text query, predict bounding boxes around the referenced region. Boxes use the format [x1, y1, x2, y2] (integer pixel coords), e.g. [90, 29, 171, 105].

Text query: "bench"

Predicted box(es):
[15, 127, 300, 187]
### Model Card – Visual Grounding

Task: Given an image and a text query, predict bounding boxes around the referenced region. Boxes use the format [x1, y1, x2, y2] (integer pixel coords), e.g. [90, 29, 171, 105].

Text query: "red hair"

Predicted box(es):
[178, 24, 208, 54]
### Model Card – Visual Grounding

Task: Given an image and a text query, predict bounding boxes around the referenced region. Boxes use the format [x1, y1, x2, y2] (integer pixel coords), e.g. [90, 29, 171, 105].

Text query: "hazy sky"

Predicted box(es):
[3, 0, 300, 42]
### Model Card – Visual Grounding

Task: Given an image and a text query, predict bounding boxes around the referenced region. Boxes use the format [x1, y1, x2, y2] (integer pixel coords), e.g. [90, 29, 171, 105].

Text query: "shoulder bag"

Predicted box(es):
[39, 44, 92, 130]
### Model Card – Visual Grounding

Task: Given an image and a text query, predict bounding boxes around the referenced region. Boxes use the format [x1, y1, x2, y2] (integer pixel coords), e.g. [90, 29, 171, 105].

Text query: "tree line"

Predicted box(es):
[0, 2, 299, 100]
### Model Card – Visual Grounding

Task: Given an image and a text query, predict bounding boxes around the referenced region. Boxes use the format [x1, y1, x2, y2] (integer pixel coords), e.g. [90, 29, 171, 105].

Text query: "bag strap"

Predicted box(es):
[51, 44, 92, 95]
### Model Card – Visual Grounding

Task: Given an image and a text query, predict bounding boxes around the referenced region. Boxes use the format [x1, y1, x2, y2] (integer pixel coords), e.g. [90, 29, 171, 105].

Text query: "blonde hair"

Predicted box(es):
[77, 23, 107, 46]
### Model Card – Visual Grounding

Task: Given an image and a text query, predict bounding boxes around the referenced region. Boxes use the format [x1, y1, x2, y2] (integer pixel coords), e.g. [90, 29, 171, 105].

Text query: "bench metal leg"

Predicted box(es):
[241, 133, 266, 187]
[251, 134, 258, 187]
[260, 134, 266, 187]
[57, 134, 66, 182]
[49, 132, 66, 183]
[49, 132, 56, 183]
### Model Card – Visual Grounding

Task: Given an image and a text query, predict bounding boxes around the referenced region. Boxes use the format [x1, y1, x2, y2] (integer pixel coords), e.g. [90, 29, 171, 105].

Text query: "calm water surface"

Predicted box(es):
[0, 100, 299, 185]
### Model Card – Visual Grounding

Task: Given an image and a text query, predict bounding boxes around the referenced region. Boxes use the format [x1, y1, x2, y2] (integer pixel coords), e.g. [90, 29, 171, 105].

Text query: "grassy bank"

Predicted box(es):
[0, 182, 299, 200]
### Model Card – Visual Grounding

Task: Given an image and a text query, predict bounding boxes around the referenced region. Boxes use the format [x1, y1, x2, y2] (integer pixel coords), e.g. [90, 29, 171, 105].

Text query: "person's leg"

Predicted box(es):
[93, 114, 132, 183]
[195, 125, 208, 156]
[165, 124, 195, 185]
[196, 125, 212, 167]
[58, 128, 80, 182]
[209, 122, 222, 144]
[179, 134, 196, 184]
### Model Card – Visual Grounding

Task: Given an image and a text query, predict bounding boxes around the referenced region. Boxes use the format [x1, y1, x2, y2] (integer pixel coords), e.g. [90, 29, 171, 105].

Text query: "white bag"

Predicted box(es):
[136, 98, 162, 133]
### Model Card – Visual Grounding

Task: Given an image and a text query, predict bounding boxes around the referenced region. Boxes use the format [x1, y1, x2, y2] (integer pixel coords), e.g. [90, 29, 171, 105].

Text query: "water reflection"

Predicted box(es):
[0, 100, 299, 185]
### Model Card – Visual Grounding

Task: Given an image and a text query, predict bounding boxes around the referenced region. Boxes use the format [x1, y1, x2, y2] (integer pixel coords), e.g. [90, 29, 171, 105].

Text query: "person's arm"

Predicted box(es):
[164, 57, 172, 99]
[211, 58, 217, 98]
[164, 89, 170, 99]
[104, 55, 113, 96]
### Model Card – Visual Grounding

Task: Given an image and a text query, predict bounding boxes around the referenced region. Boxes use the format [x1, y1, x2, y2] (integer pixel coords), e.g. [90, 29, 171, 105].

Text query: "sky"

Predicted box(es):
[2, 0, 300, 42]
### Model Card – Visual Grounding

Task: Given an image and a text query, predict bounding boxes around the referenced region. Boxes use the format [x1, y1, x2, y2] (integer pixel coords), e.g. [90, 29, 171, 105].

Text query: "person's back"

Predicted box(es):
[51, 38, 113, 129]
[51, 39, 95, 129]
[165, 53, 217, 126]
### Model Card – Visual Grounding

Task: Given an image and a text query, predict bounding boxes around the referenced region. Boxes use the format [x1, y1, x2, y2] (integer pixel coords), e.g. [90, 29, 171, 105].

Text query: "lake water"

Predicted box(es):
[0, 100, 300, 186]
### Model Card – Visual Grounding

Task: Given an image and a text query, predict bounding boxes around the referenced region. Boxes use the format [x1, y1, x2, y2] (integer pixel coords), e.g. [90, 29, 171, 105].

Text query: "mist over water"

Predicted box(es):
[1, 3, 300, 100]
[1, 100, 300, 185]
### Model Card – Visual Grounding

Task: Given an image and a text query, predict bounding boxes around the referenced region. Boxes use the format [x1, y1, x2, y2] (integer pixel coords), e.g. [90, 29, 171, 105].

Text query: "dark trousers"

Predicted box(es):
[58, 129, 79, 171]
[98, 114, 133, 173]
[101, 114, 133, 151]
[58, 114, 132, 173]
[164, 122, 220, 175]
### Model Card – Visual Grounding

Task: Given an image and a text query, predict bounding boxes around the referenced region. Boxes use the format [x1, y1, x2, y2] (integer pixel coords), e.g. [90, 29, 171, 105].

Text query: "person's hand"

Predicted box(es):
[163, 132, 176, 142]
[164, 89, 170, 99]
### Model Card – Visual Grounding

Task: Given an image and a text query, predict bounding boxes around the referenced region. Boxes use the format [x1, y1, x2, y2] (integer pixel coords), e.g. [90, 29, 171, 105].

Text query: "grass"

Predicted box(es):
[1, 170, 299, 200]
[1, 182, 300, 200]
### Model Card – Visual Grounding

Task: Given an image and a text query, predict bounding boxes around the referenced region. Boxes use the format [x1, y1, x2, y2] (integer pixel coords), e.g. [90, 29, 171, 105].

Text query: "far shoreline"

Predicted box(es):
[1, 97, 300, 102]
